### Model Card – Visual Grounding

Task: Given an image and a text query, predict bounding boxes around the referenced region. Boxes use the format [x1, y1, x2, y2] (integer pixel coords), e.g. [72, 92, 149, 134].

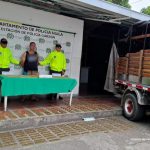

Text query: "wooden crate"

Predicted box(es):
[115, 57, 128, 79]
[128, 50, 143, 81]
[142, 49, 150, 78]
[116, 49, 150, 83]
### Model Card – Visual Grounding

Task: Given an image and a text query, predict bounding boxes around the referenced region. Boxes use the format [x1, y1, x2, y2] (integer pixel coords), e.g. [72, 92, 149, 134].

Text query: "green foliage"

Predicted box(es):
[141, 6, 150, 15]
[106, 0, 131, 8]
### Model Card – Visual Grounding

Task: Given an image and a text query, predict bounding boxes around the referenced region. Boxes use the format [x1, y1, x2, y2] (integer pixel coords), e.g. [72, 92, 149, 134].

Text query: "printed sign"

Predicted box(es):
[0, 20, 75, 76]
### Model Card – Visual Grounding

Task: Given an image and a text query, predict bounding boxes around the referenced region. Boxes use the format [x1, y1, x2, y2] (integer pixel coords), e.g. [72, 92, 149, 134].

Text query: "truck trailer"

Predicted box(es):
[115, 21, 150, 121]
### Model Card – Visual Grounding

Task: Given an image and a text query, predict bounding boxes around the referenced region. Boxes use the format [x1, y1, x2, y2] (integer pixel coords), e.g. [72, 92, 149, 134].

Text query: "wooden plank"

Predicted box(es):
[117, 71, 127, 74]
[117, 66, 127, 70]
[119, 56, 128, 59]
[118, 63, 128, 67]
[142, 69, 150, 73]
[116, 68, 127, 73]
[128, 71, 139, 76]
[142, 73, 150, 77]
[143, 49, 150, 53]
[117, 67, 126, 72]
[143, 53, 150, 57]
[116, 57, 128, 75]
[129, 57, 141, 61]
[129, 53, 141, 57]
[129, 60, 140, 63]
[118, 60, 128, 63]
[143, 61, 150, 65]
[128, 68, 139, 73]
[143, 57, 150, 61]
[138, 50, 143, 77]
[142, 65, 150, 69]
[128, 62, 140, 68]
[119, 57, 128, 61]
[128, 68, 139, 72]
[128, 64, 140, 68]
[118, 60, 127, 63]
[119, 59, 128, 62]
[125, 59, 128, 74]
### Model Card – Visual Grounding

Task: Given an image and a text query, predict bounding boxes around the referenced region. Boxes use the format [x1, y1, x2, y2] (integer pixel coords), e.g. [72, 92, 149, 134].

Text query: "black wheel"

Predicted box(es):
[123, 93, 145, 121]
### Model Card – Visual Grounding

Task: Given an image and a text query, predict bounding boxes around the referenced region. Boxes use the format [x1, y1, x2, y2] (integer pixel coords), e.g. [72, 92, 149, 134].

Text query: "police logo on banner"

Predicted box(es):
[24, 36, 30, 41]
[53, 40, 58, 45]
[46, 48, 51, 53]
[15, 44, 22, 50]
[39, 38, 45, 44]
[66, 58, 70, 64]
[14, 65, 21, 70]
[7, 33, 14, 39]
[66, 42, 71, 47]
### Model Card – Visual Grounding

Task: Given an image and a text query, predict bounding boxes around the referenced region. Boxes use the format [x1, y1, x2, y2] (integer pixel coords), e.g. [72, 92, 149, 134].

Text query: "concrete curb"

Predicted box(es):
[0, 107, 122, 131]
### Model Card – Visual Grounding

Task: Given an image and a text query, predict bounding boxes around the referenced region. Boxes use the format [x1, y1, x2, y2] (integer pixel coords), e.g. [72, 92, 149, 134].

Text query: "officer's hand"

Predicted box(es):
[19, 61, 22, 67]
[62, 70, 65, 75]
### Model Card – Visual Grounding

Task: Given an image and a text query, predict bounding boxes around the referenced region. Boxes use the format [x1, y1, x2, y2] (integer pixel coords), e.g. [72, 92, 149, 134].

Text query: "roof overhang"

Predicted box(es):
[2, 0, 150, 26]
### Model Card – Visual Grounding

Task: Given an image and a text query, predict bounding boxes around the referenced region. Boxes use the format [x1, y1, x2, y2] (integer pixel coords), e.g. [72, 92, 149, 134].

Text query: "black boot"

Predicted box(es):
[59, 96, 63, 100]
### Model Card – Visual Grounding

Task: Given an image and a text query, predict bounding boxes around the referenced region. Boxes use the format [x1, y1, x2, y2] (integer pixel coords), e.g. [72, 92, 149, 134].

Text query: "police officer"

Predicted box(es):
[40, 43, 66, 100]
[0, 38, 20, 74]
[40, 44, 66, 75]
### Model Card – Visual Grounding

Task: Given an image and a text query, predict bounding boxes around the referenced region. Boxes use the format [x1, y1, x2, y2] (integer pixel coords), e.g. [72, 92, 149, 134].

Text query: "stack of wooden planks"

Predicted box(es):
[116, 57, 128, 76]
[116, 49, 150, 80]
[128, 51, 143, 77]
[142, 50, 150, 77]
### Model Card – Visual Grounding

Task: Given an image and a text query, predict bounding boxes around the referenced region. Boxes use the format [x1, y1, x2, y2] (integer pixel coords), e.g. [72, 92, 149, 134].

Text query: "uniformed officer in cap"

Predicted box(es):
[40, 43, 66, 100]
[40, 43, 66, 76]
[0, 38, 20, 74]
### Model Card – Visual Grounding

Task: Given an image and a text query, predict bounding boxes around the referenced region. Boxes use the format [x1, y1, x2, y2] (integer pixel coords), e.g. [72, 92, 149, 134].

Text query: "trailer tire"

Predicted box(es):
[123, 93, 144, 121]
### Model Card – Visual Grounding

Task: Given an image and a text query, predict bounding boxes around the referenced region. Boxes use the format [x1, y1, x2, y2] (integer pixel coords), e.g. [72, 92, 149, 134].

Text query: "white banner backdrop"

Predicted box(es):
[0, 19, 75, 76]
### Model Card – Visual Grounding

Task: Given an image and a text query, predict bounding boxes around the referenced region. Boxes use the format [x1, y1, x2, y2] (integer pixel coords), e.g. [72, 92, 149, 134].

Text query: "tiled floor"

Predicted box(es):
[0, 116, 135, 149]
[0, 96, 120, 121]
[0, 96, 124, 149]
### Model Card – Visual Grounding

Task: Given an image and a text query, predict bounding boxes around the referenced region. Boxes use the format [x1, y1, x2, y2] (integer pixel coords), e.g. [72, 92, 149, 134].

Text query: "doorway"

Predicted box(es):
[79, 20, 120, 95]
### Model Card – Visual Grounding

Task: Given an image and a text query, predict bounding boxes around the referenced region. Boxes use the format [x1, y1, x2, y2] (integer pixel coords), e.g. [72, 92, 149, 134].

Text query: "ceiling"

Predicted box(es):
[1, 0, 150, 26]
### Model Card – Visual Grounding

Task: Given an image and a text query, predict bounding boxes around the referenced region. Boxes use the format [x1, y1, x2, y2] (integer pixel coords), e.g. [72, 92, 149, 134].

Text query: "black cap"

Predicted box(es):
[56, 44, 62, 48]
[1, 38, 8, 44]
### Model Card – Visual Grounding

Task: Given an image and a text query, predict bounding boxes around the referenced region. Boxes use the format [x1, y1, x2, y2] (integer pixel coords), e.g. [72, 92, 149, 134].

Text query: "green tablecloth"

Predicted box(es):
[0, 75, 77, 96]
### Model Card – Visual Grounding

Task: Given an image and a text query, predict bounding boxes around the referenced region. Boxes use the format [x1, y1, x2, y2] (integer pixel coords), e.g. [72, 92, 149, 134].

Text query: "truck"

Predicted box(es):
[115, 21, 150, 121]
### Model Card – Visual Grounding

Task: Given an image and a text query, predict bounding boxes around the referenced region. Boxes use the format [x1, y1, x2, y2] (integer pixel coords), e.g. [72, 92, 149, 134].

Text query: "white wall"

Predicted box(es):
[0, 1, 84, 94]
